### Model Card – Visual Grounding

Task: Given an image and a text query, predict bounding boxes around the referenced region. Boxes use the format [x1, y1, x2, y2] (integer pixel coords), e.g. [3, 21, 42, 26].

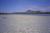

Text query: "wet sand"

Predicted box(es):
[0, 15, 50, 33]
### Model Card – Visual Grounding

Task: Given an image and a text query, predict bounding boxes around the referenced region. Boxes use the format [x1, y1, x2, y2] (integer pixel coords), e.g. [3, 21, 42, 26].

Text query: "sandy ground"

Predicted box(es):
[0, 15, 50, 33]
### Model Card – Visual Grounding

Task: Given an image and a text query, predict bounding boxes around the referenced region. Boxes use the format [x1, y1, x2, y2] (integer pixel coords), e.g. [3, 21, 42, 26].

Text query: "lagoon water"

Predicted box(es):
[0, 14, 50, 33]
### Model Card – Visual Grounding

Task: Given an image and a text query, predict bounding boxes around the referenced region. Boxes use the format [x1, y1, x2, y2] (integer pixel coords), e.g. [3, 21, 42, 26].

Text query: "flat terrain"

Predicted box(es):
[0, 14, 50, 33]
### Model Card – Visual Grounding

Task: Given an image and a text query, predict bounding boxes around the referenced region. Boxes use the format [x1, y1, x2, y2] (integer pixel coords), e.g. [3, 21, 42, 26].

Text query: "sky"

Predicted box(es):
[0, 0, 50, 13]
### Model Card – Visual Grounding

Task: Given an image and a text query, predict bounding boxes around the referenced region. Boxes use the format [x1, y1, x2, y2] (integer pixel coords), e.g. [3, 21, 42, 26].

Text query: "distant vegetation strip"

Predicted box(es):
[0, 12, 50, 15]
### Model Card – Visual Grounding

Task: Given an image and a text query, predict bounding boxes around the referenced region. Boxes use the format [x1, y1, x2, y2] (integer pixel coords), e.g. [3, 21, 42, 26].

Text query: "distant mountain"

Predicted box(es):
[0, 10, 50, 14]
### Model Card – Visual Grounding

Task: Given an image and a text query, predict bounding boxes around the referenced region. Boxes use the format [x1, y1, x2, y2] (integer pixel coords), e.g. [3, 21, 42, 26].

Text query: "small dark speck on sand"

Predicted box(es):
[2, 17, 7, 19]
[0, 20, 2, 22]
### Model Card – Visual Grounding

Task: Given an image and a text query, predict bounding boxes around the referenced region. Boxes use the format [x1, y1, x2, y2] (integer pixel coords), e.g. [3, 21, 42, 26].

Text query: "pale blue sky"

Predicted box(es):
[0, 0, 50, 13]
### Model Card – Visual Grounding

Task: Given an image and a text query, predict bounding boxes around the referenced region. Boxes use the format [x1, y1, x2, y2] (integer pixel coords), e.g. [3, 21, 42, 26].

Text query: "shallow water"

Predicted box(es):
[0, 14, 50, 33]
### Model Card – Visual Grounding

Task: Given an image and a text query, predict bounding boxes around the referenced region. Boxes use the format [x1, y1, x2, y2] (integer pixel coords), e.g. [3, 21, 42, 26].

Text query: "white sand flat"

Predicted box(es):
[0, 15, 50, 33]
